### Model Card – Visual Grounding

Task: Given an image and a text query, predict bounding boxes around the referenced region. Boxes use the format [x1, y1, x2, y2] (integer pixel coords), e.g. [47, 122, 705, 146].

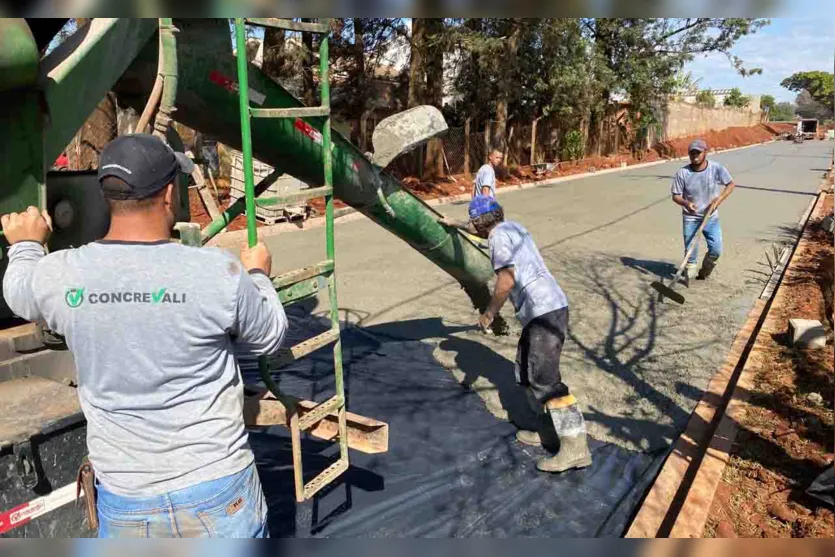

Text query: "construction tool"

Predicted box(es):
[651, 208, 715, 305]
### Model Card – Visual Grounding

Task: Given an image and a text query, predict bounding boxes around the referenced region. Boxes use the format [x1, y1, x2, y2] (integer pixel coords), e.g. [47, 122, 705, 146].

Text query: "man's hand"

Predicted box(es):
[1, 206, 52, 245]
[437, 215, 455, 227]
[478, 312, 494, 332]
[241, 242, 272, 275]
[706, 197, 721, 215]
[685, 201, 699, 215]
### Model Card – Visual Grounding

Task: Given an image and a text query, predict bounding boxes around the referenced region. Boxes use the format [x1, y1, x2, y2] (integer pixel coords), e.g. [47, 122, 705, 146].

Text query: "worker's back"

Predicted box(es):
[22, 240, 287, 496]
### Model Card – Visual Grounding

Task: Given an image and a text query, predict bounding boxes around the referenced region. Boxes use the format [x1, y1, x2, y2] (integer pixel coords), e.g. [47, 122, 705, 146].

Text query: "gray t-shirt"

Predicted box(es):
[2, 240, 287, 496]
[488, 221, 568, 328]
[671, 160, 733, 219]
[473, 164, 497, 198]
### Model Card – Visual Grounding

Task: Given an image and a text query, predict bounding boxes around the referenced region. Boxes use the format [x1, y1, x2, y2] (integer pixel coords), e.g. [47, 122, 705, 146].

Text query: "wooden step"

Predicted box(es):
[243, 388, 388, 454]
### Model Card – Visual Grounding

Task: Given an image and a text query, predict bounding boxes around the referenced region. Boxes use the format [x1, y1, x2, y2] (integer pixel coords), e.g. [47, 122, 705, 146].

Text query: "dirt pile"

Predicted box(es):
[705, 181, 834, 539]
[653, 124, 779, 158]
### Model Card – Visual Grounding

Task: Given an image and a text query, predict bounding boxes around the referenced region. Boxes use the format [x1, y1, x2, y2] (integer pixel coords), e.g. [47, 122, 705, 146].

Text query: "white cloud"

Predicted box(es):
[685, 17, 835, 102]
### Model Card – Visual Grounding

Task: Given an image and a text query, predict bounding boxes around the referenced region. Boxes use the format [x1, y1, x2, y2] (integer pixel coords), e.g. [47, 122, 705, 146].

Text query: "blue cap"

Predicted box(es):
[468, 195, 501, 219]
[688, 139, 707, 153]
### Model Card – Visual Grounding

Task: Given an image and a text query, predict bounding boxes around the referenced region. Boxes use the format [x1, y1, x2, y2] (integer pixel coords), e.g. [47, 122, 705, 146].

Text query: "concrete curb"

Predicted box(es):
[208, 139, 776, 249]
[625, 166, 831, 539]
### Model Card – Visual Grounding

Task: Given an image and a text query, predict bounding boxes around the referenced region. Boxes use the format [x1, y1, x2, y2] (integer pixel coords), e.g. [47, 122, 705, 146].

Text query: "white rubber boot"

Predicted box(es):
[536, 395, 593, 473]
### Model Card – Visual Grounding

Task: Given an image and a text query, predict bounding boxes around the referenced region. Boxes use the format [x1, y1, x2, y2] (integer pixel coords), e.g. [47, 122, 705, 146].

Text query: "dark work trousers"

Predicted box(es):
[514, 307, 570, 407]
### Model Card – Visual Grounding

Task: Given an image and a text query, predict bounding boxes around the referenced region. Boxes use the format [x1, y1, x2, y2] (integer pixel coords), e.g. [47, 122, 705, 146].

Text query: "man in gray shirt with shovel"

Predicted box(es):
[671, 139, 737, 283]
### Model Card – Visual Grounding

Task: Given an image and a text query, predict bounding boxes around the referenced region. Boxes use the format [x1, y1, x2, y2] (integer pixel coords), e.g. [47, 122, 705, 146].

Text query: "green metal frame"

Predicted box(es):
[233, 18, 348, 502]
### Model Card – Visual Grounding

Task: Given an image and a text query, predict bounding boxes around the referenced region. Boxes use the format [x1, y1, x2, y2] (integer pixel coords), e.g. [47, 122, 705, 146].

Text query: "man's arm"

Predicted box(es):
[232, 243, 288, 355]
[480, 267, 515, 330]
[437, 215, 478, 235]
[671, 172, 698, 214]
[709, 180, 736, 213]
[1, 207, 53, 322]
[2, 242, 46, 322]
[672, 194, 698, 214]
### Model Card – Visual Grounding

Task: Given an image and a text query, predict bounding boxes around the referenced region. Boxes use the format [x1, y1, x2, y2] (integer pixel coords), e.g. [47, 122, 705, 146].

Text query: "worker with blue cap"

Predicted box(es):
[670, 139, 737, 283]
[438, 196, 592, 473]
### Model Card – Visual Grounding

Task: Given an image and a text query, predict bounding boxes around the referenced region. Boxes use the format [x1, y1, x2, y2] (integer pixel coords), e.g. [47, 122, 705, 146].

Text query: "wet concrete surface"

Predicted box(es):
[251, 140, 832, 453]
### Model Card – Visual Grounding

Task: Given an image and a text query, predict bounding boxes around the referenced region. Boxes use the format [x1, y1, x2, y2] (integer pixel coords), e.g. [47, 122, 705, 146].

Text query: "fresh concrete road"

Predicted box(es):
[253, 140, 832, 453]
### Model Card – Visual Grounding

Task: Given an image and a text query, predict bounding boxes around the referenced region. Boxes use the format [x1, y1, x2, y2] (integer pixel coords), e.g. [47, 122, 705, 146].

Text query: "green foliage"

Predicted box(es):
[723, 87, 750, 108]
[781, 71, 834, 108]
[760, 94, 775, 110]
[695, 90, 716, 108]
[562, 130, 585, 161]
[769, 101, 796, 121]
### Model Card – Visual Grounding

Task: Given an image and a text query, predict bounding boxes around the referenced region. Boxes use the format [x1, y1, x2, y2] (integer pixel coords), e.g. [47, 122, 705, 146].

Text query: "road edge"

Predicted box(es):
[624, 166, 831, 538]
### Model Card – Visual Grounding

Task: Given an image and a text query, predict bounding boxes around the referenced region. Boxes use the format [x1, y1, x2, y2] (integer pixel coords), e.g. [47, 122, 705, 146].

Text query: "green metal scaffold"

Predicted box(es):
[233, 18, 348, 503]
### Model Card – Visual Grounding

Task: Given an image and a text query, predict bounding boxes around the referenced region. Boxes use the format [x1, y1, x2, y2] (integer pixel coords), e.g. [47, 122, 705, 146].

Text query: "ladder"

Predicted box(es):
[233, 17, 347, 503]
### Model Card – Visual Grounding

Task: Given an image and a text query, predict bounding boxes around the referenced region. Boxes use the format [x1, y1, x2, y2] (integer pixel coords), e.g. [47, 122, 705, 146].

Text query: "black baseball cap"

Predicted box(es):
[97, 134, 194, 200]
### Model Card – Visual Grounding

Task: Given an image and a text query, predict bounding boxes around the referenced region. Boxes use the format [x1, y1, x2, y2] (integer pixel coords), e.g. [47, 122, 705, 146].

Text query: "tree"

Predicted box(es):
[760, 94, 775, 111]
[695, 89, 716, 108]
[769, 101, 796, 121]
[795, 89, 833, 120]
[723, 87, 750, 108]
[781, 71, 834, 109]
[583, 18, 768, 152]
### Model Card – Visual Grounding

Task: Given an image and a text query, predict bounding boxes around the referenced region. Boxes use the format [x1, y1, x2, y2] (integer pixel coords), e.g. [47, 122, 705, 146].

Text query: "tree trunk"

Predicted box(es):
[351, 19, 367, 147]
[493, 20, 522, 150]
[408, 19, 427, 108]
[301, 18, 316, 106]
[408, 18, 428, 177]
[353, 18, 366, 108]
[464, 117, 471, 176]
[423, 19, 445, 179]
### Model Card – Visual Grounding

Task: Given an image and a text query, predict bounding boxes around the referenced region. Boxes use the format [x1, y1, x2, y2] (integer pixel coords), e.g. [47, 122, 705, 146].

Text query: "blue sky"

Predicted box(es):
[685, 18, 835, 103]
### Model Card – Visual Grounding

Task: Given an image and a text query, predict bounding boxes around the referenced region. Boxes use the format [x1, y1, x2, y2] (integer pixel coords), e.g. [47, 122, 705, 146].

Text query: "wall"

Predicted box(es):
[663, 98, 762, 140]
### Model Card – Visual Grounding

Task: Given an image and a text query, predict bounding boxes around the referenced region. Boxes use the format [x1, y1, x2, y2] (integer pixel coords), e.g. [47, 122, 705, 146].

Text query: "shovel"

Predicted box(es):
[651, 208, 715, 304]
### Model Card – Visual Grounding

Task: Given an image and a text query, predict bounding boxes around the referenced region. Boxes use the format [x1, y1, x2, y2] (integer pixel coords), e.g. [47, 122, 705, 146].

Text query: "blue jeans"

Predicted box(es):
[683, 214, 723, 265]
[96, 463, 269, 538]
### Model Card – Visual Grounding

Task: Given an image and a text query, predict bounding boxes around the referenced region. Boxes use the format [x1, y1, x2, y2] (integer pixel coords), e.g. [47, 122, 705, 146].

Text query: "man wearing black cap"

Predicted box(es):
[671, 139, 736, 282]
[2, 134, 286, 537]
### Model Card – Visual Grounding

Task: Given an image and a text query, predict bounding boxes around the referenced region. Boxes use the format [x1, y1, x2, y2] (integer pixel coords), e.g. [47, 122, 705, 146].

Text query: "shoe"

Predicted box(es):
[536, 395, 593, 473]
[536, 434, 593, 472]
[516, 430, 541, 446]
[697, 254, 719, 280]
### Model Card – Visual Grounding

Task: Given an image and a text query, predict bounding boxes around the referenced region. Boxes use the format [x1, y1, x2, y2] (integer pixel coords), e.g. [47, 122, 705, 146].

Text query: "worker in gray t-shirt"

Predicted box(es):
[438, 196, 592, 474]
[472, 147, 503, 198]
[2, 134, 285, 538]
[670, 139, 737, 282]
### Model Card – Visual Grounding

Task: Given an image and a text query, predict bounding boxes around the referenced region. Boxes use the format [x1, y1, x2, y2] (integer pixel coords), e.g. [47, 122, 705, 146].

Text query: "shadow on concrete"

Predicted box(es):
[620, 256, 678, 279]
[736, 184, 818, 196]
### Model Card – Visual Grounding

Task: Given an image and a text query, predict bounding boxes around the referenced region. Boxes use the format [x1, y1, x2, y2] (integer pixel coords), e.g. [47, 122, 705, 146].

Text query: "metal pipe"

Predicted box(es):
[136, 73, 162, 133]
[152, 18, 178, 139]
[233, 18, 258, 249]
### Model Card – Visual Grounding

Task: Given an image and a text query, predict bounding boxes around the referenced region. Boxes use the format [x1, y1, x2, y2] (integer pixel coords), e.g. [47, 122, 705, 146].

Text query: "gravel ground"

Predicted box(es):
[251, 140, 833, 454]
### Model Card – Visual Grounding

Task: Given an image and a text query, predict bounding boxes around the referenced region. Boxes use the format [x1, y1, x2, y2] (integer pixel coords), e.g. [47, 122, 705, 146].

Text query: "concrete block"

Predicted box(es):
[789, 318, 827, 349]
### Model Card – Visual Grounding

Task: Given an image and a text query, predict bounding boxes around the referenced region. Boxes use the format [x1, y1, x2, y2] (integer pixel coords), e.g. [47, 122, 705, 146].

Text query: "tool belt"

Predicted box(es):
[76, 456, 98, 531]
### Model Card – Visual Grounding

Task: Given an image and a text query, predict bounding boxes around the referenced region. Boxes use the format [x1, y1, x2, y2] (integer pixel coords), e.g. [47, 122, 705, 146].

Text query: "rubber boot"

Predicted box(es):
[681, 263, 698, 288]
[536, 395, 593, 473]
[697, 254, 719, 280]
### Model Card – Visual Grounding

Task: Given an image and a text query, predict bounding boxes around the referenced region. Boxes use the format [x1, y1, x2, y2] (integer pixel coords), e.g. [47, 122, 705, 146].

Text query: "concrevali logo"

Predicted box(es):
[65, 287, 186, 307]
[65, 288, 84, 308]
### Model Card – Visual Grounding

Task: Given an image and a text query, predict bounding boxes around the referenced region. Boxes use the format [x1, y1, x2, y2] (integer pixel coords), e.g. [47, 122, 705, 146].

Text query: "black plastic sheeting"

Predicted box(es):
[245, 304, 664, 537]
